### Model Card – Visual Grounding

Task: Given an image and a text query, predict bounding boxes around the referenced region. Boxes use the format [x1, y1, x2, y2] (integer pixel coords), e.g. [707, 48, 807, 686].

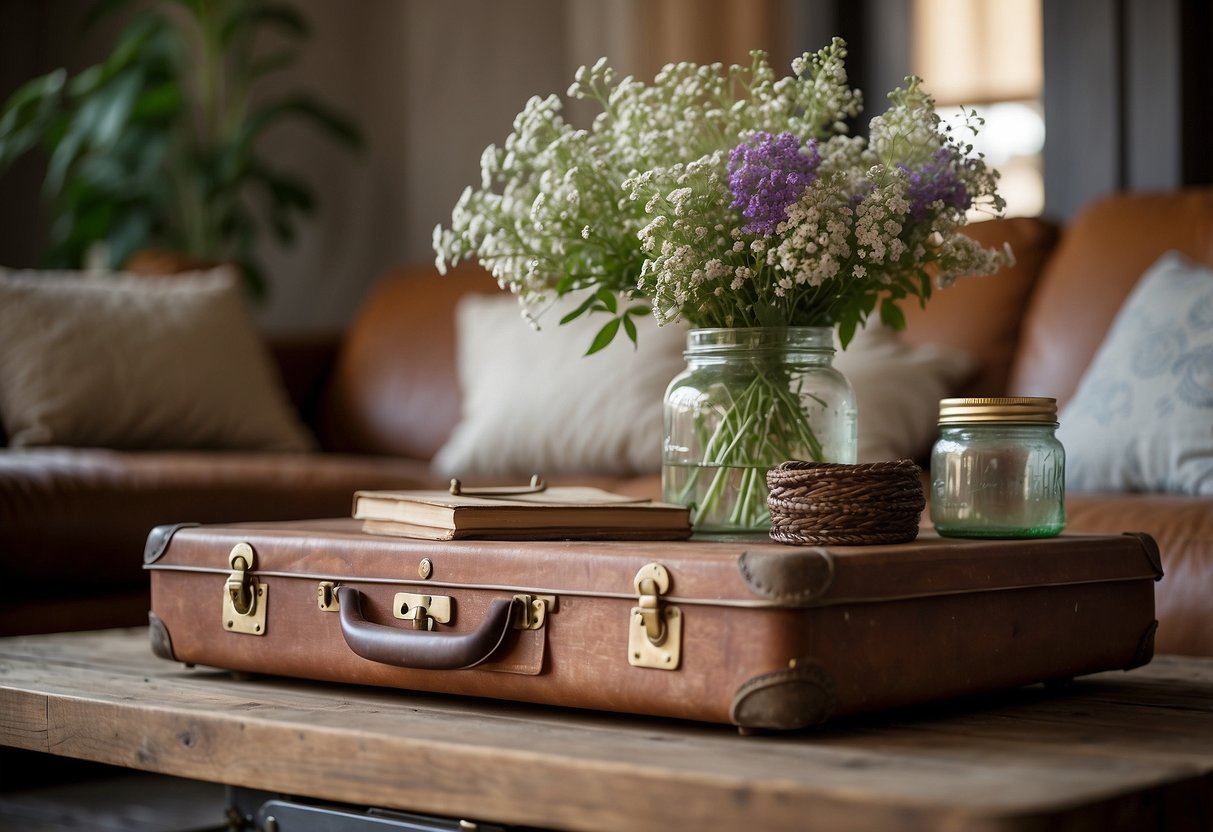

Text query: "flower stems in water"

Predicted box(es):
[675, 365, 824, 530]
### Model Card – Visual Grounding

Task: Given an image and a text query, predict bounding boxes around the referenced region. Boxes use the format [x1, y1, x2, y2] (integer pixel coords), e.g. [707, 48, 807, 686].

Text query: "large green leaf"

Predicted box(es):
[0, 70, 66, 135]
[44, 68, 144, 195]
[82, 0, 140, 29]
[96, 13, 170, 80]
[104, 207, 154, 267]
[130, 81, 183, 121]
[0, 70, 66, 168]
[239, 94, 364, 153]
[249, 161, 315, 212]
[91, 70, 145, 147]
[248, 50, 298, 81]
[221, 2, 309, 45]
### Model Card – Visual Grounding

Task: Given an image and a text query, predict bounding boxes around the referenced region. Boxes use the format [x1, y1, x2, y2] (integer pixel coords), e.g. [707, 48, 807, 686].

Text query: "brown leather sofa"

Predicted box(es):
[1, 188, 1210, 658]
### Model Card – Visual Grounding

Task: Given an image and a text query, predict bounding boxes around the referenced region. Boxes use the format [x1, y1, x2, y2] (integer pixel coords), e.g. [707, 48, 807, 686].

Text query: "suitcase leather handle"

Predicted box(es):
[335, 586, 516, 670]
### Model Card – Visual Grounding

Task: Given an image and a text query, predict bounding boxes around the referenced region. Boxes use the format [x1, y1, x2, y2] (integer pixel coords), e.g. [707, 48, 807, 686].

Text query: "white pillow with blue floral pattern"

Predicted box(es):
[1058, 251, 1213, 495]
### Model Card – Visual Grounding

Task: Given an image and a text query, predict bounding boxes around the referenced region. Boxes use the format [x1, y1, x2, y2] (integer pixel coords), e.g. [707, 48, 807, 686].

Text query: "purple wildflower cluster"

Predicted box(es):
[901, 147, 971, 221]
[727, 131, 821, 236]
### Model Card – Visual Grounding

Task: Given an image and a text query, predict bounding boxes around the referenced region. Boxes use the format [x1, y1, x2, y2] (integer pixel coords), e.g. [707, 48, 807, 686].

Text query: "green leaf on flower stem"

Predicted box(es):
[594, 286, 618, 314]
[837, 316, 858, 350]
[559, 292, 598, 325]
[554, 273, 577, 295]
[623, 314, 638, 346]
[585, 318, 621, 355]
[880, 298, 907, 331]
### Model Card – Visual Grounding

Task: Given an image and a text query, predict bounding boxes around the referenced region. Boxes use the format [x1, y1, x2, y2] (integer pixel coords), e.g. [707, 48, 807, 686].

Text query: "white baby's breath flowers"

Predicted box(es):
[434, 38, 1010, 352]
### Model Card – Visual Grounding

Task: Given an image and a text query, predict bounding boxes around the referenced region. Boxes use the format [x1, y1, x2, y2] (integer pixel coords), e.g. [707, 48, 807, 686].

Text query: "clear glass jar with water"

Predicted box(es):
[662, 327, 857, 535]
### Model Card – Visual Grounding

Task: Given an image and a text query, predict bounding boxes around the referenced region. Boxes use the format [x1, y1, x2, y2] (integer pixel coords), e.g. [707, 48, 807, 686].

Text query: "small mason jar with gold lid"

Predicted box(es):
[930, 397, 1065, 538]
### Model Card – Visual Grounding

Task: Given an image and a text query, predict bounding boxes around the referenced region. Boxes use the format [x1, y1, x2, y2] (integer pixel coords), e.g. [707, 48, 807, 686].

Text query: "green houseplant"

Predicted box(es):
[0, 0, 363, 297]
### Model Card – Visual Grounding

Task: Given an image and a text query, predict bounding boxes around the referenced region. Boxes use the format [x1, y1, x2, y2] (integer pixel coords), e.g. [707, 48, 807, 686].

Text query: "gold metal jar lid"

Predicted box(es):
[938, 397, 1058, 424]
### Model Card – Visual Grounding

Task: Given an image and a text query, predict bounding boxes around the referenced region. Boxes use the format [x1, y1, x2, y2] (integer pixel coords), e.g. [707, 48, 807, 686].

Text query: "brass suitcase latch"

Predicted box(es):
[628, 562, 681, 670]
[394, 592, 453, 631]
[223, 542, 267, 636]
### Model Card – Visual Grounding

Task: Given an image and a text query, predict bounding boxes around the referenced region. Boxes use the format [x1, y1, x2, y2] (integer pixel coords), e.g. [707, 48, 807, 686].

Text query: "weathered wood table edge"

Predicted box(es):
[1, 628, 1210, 832]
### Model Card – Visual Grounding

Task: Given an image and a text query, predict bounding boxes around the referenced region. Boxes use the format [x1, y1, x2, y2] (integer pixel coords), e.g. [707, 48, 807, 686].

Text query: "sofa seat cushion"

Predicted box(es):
[0, 448, 436, 591]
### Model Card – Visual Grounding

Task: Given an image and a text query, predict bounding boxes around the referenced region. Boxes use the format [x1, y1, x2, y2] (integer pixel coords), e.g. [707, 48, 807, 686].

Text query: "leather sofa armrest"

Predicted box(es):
[1066, 492, 1213, 658]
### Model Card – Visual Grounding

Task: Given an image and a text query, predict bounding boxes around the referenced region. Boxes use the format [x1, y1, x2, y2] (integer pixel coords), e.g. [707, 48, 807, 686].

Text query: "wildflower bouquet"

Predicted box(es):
[433, 38, 1011, 531]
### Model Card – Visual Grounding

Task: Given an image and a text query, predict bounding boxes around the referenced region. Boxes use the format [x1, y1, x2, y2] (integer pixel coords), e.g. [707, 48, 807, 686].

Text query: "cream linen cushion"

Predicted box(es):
[432, 294, 687, 477]
[0, 267, 314, 451]
[1057, 251, 1213, 495]
[834, 324, 974, 463]
[433, 293, 974, 477]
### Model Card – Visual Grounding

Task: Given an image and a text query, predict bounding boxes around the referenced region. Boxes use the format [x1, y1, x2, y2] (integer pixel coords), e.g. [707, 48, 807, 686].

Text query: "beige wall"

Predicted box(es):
[253, 0, 576, 333]
[256, 0, 797, 334]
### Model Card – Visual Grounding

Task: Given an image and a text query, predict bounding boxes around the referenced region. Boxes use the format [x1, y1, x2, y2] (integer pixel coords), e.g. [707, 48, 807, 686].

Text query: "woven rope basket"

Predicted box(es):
[766, 459, 926, 546]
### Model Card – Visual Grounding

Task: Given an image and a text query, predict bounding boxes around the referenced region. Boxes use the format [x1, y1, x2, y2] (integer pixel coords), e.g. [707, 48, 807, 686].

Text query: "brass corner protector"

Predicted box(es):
[738, 547, 835, 605]
[730, 658, 837, 731]
[148, 611, 176, 661]
[143, 522, 199, 565]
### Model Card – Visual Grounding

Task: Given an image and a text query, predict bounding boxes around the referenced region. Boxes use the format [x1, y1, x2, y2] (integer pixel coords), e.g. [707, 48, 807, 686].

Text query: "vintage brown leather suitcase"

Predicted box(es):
[145, 519, 1162, 730]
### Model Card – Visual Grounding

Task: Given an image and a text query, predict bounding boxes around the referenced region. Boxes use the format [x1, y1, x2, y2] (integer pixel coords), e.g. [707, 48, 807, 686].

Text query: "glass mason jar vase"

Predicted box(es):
[930, 397, 1066, 538]
[662, 327, 857, 535]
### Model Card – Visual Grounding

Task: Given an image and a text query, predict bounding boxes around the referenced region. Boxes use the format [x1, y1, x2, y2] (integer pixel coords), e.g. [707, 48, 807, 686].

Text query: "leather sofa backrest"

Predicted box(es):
[901, 216, 1060, 398]
[1009, 187, 1213, 407]
[318, 261, 501, 459]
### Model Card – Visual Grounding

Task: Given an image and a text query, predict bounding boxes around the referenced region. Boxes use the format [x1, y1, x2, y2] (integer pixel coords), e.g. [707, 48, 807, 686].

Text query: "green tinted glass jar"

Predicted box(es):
[930, 397, 1065, 538]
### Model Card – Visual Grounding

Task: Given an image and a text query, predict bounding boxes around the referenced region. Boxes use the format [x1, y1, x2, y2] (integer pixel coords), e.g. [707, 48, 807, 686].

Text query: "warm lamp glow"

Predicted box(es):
[912, 0, 1042, 106]
[914, 0, 1045, 218]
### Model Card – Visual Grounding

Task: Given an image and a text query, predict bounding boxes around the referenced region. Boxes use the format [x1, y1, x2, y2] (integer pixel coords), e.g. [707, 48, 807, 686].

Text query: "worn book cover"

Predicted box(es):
[352, 486, 692, 541]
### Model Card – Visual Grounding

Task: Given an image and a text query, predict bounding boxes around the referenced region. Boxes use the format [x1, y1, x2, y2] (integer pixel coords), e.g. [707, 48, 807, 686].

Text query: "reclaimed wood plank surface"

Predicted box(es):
[0, 629, 1210, 832]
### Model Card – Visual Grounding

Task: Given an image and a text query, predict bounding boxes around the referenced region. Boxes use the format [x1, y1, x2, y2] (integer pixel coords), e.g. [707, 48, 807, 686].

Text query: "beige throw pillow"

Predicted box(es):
[433, 293, 974, 478]
[834, 324, 975, 463]
[432, 294, 688, 477]
[0, 267, 314, 451]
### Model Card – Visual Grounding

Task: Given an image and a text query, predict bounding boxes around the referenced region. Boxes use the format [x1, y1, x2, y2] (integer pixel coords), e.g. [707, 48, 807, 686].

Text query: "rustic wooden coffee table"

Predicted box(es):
[0, 628, 1210, 831]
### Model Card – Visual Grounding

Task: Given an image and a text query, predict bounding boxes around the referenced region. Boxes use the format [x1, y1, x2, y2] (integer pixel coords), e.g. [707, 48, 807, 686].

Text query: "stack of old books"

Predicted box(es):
[352, 480, 692, 541]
